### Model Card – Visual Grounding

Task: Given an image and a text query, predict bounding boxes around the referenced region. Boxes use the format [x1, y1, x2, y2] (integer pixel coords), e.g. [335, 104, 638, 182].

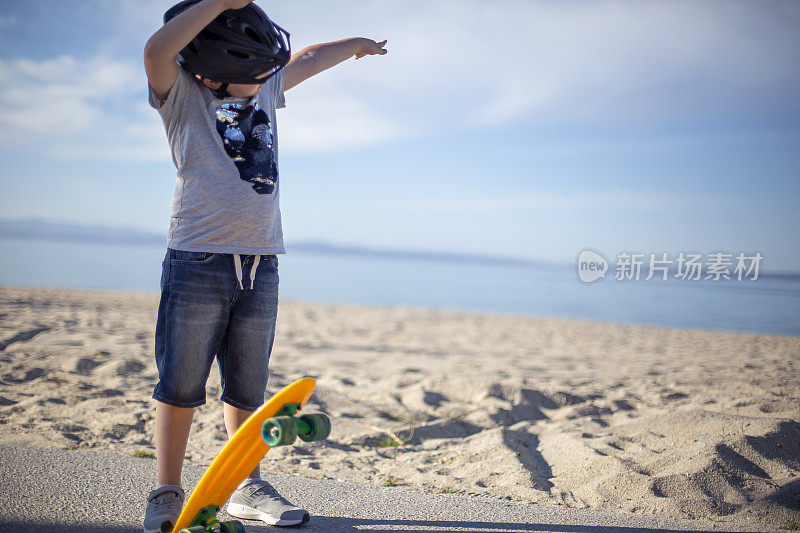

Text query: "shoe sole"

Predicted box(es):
[226, 503, 310, 527]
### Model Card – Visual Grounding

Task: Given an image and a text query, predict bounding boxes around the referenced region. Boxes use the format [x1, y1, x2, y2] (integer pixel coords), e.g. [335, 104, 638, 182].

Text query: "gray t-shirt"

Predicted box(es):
[148, 66, 287, 254]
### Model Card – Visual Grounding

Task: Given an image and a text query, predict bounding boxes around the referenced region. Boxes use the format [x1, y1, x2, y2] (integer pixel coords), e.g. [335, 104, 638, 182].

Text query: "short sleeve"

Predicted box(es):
[275, 68, 286, 109]
[148, 65, 193, 117]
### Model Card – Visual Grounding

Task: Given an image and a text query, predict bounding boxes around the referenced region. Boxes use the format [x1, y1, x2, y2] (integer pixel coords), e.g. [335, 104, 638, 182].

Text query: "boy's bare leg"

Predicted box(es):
[155, 402, 195, 485]
[224, 403, 258, 478]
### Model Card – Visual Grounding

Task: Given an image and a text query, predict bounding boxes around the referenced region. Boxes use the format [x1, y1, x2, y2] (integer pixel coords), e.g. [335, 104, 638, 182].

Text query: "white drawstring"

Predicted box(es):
[249, 255, 260, 289]
[233, 254, 244, 289]
[233, 254, 261, 290]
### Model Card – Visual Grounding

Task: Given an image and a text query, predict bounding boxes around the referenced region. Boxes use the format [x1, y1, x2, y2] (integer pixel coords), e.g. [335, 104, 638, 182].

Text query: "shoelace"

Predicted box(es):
[249, 482, 284, 501]
[151, 491, 181, 512]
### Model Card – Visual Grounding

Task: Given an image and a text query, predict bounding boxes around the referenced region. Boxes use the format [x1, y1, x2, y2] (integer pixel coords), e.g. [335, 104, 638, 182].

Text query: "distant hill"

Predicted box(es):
[0, 218, 163, 246]
[278, 240, 556, 269]
[4, 218, 796, 277]
[0, 218, 556, 270]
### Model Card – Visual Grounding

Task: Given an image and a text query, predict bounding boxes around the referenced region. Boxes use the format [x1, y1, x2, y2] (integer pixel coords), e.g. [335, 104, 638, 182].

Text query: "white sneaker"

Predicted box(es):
[226, 478, 309, 527]
[143, 485, 185, 533]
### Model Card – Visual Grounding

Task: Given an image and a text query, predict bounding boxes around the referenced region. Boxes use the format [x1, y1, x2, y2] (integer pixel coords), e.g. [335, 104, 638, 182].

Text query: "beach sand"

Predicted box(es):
[0, 285, 797, 530]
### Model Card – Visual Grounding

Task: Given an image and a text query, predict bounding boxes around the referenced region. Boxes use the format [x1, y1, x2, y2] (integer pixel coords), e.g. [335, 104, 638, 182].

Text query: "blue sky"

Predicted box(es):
[1, 0, 799, 271]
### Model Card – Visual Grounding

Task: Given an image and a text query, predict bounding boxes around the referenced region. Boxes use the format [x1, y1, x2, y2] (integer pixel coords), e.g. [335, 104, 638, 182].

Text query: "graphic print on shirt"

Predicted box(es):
[215, 100, 277, 195]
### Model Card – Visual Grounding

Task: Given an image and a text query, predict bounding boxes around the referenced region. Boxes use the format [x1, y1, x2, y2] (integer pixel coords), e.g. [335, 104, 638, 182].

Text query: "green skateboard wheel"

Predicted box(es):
[220, 520, 246, 533]
[179, 527, 207, 533]
[262, 415, 298, 446]
[298, 413, 331, 442]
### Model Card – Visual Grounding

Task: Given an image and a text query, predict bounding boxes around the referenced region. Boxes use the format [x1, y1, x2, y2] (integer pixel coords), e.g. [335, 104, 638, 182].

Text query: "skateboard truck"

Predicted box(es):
[261, 403, 331, 447]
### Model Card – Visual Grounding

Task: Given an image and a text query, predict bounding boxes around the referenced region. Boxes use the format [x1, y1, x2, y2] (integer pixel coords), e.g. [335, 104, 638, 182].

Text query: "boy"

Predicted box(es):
[142, 1, 386, 531]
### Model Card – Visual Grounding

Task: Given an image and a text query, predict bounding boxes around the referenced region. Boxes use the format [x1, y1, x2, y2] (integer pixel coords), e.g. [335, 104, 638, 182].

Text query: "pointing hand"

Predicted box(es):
[355, 39, 388, 59]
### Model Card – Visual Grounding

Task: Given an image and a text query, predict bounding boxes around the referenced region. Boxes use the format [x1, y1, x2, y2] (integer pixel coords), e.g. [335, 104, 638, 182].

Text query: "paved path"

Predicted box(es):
[0, 444, 779, 533]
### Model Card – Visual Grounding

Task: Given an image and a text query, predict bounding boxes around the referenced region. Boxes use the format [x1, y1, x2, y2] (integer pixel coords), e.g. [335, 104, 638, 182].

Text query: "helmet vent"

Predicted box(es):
[227, 49, 251, 59]
[243, 25, 263, 43]
[203, 30, 224, 41]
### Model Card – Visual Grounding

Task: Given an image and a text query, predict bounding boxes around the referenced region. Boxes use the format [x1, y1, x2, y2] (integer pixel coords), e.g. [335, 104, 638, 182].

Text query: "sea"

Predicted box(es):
[1, 237, 798, 336]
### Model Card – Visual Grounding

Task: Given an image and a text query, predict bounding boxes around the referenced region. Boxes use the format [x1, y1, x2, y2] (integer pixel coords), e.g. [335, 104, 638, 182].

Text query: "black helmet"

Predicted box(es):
[164, 0, 291, 85]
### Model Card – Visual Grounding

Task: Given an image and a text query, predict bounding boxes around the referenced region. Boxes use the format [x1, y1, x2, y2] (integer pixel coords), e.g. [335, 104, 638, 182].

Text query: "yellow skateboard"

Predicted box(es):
[172, 377, 331, 532]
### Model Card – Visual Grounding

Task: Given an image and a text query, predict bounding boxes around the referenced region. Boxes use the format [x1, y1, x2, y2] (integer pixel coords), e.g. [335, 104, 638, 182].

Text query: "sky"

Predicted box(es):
[1, 0, 799, 271]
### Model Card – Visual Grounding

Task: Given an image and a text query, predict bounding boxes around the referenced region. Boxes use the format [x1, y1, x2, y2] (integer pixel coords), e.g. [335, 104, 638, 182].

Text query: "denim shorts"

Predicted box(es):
[153, 248, 279, 411]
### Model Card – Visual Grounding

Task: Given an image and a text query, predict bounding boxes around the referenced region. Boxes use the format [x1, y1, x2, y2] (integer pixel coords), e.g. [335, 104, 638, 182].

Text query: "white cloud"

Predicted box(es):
[271, 0, 800, 143]
[0, 55, 169, 162]
[3, 1, 798, 159]
[404, 190, 698, 213]
[278, 92, 400, 153]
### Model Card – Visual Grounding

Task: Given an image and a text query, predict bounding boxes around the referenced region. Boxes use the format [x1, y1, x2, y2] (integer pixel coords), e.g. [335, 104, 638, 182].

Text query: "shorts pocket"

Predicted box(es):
[171, 249, 217, 264]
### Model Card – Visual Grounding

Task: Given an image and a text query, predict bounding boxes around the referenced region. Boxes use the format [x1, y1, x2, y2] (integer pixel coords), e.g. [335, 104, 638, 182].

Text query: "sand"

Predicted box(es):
[0, 285, 798, 530]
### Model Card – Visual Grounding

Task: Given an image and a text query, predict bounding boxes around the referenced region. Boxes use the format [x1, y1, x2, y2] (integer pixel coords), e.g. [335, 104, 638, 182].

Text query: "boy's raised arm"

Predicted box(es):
[284, 38, 387, 92]
[144, 0, 253, 102]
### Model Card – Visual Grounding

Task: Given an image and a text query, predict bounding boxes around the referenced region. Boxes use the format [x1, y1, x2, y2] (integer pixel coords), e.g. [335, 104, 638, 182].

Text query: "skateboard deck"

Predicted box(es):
[171, 377, 324, 532]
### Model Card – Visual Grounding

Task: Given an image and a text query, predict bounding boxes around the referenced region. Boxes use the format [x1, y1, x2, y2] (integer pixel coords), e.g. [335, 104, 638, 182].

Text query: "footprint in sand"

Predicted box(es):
[91, 389, 124, 398]
[399, 386, 449, 413]
[0, 326, 51, 351]
[106, 420, 145, 440]
[668, 391, 689, 401]
[4, 367, 47, 384]
[52, 422, 89, 443]
[38, 398, 67, 406]
[573, 404, 612, 418]
[74, 358, 104, 375]
[551, 391, 586, 406]
[406, 419, 482, 445]
[115, 359, 146, 376]
[422, 391, 447, 408]
[489, 387, 561, 425]
[0, 395, 18, 406]
[613, 399, 636, 411]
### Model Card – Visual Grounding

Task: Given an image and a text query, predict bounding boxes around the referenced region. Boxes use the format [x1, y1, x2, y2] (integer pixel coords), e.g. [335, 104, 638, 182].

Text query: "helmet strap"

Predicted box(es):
[211, 82, 230, 99]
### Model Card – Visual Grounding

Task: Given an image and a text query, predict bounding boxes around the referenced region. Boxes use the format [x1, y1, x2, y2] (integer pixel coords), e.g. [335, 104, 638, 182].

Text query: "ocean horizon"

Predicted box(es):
[1, 234, 798, 337]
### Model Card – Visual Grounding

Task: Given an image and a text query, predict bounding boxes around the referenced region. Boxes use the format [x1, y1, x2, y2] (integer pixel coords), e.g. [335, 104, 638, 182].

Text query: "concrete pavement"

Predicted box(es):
[0, 444, 780, 533]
